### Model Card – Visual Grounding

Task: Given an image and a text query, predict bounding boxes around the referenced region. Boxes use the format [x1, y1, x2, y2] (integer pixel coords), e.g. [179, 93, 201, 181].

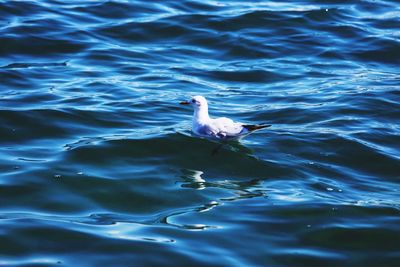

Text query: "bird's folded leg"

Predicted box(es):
[211, 143, 225, 156]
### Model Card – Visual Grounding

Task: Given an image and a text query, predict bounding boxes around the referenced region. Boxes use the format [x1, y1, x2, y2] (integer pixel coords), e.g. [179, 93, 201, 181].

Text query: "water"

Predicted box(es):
[1, 0, 400, 266]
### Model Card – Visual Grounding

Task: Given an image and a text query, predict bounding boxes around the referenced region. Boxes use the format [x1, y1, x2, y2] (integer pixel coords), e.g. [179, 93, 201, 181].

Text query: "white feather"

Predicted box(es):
[184, 95, 250, 140]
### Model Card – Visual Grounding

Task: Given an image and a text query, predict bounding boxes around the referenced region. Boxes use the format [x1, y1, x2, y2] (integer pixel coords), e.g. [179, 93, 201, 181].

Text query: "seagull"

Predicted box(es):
[180, 95, 271, 140]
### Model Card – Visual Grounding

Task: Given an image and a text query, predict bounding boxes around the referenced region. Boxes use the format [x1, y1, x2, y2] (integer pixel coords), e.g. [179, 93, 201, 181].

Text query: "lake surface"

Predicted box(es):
[1, 0, 400, 266]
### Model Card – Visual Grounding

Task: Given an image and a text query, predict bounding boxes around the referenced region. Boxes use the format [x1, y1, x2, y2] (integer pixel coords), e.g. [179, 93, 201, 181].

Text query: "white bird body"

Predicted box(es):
[180, 95, 270, 140]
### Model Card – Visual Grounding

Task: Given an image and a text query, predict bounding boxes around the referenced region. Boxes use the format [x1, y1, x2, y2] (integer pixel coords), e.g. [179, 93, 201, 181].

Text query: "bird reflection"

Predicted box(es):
[211, 139, 256, 157]
[179, 169, 266, 200]
[180, 169, 206, 190]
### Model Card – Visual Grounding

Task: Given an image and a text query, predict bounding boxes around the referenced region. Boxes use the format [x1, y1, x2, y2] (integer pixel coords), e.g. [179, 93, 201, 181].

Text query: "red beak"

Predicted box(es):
[180, 101, 190, 105]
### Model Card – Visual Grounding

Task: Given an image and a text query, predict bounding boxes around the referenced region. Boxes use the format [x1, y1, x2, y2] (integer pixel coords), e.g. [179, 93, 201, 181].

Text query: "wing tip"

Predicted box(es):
[243, 124, 272, 131]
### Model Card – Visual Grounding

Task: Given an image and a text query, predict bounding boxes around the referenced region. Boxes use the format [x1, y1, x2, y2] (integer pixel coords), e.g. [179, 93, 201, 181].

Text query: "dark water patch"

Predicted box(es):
[205, 69, 289, 83]
[72, 1, 162, 20]
[96, 19, 193, 44]
[62, 133, 296, 180]
[346, 37, 400, 64]
[315, 135, 400, 178]
[0, 69, 35, 89]
[0, 1, 45, 18]
[303, 7, 351, 24]
[1, 62, 68, 69]
[0, 36, 88, 57]
[324, 24, 369, 40]
[352, 130, 400, 160]
[303, 224, 400, 252]
[205, 10, 287, 32]
[368, 16, 400, 32]
[353, 0, 398, 15]
[1, 91, 61, 107]
[0, 109, 73, 143]
[3, 18, 74, 39]
[0, 109, 136, 144]
[256, 107, 332, 125]
[334, 93, 400, 121]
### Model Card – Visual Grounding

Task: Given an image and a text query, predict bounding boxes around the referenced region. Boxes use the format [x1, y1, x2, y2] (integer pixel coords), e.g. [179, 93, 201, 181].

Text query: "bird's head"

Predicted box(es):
[180, 95, 208, 110]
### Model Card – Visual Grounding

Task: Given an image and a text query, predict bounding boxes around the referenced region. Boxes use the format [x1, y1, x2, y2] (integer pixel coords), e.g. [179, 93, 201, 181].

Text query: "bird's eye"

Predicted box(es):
[191, 99, 196, 103]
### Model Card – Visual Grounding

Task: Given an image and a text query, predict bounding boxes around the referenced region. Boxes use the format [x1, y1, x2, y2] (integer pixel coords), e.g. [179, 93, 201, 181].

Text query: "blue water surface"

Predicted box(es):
[1, 0, 400, 266]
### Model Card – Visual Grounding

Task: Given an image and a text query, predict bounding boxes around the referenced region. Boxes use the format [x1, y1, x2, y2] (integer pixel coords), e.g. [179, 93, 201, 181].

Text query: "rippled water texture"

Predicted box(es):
[1, 0, 400, 266]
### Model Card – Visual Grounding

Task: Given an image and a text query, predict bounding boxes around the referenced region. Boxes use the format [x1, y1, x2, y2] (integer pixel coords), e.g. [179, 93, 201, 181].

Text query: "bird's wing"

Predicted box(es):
[210, 117, 245, 137]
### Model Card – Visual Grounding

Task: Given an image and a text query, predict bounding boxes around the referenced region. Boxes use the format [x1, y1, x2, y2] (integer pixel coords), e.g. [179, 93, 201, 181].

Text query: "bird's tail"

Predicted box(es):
[243, 123, 271, 132]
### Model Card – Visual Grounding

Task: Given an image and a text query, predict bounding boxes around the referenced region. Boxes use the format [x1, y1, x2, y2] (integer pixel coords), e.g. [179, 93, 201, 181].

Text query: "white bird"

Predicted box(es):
[180, 95, 270, 140]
